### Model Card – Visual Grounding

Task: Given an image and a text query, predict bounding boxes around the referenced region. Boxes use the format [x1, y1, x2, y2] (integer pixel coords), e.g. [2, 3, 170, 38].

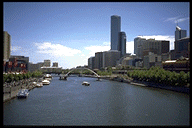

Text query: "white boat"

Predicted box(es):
[17, 89, 29, 98]
[42, 79, 50, 85]
[82, 81, 90, 86]
[43, 74, 52, 81]
[36, 82, 43, 87]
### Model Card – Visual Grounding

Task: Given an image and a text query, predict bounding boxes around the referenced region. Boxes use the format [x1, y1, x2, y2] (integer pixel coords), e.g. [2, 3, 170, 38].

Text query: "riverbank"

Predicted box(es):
[3, 77, 42, 102]
[90, 74, 190, 94]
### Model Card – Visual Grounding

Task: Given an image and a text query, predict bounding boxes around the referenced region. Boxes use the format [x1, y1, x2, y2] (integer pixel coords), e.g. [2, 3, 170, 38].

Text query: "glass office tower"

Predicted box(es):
[111, 15, 121, 50]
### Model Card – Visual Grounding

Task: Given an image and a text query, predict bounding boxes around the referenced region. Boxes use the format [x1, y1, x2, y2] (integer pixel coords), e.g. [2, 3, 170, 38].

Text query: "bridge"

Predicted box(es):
[60, 67, 100, 80]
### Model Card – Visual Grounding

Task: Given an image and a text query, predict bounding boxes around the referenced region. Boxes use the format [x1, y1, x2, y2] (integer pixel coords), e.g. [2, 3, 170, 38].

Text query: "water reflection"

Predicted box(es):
[3, 77, 189, 126]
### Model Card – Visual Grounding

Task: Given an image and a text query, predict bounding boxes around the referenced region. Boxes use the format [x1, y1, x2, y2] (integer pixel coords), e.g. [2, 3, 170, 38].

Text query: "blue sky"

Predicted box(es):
[4, 2, 189, 69]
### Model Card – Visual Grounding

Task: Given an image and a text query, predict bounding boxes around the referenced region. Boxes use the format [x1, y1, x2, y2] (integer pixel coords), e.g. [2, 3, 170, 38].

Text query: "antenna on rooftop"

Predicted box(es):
[176, 19, 178, 26]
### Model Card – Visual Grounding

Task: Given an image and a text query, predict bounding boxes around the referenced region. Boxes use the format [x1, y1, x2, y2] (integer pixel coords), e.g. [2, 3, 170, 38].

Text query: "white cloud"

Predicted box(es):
[35, 42, 82, 57]
[137, 35, 175, 50]
[175, 17, 189, 23]
[164, 16, 189, 23]
[11, 46, 22, 52]
[84, 42, 110, 57]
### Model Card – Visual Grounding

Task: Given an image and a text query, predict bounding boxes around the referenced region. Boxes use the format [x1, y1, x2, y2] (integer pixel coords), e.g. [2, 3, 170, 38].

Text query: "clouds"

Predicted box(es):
[11, 46, 22, 52]
[35, 42, 82, 57]
[164, 16, 189, 24]
[84, 42, 110, 57]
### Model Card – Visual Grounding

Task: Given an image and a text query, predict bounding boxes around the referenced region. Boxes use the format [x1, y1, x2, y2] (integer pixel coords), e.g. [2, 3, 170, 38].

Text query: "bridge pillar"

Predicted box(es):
[97, 76, 101, 81]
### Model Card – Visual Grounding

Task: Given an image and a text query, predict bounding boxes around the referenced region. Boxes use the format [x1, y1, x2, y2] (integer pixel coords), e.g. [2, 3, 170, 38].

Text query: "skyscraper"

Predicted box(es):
[3, 31, 11, 61]
[175, 26, 187, 41]
[111, 15, 121, 50]
[119, 32, 126, 57]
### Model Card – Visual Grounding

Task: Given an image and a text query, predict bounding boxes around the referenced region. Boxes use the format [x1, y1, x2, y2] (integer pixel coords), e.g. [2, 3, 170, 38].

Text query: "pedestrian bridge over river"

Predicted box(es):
[60, 67, 100, 80]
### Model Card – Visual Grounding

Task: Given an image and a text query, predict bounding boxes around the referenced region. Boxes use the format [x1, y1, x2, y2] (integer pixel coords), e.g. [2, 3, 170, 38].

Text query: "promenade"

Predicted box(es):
[3, 77, 40, 102]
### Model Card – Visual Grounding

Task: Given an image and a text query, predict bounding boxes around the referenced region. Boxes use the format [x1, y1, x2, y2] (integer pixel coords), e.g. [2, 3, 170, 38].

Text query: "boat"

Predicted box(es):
[36, 82, 43, 87]
[17, 89, 29, 98]
[43, 74, 52, 81]
[42, 79, 50, 85]
[82, 81, 90, 86]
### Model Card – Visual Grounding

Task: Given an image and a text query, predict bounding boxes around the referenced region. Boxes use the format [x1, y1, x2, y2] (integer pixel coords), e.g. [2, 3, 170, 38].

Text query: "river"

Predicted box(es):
[3, 76, 189, 126]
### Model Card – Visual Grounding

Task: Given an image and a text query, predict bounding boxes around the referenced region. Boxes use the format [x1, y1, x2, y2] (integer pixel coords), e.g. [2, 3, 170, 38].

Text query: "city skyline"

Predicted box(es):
[3, 2, 189, 68]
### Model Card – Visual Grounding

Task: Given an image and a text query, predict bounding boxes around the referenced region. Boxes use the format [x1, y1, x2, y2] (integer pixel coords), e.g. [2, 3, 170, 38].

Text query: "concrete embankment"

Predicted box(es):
[3, 78, 40, 102]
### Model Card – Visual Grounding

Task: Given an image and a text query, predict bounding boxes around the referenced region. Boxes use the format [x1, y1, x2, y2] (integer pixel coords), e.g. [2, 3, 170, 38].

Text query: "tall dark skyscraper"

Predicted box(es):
[111, 15, 121, 50]
[119, 32, 126, 57]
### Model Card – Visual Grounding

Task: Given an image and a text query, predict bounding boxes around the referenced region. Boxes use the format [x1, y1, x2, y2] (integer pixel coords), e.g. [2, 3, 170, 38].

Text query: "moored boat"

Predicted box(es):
[36, 82, 43, 87]
[42, 79, 50, 85]
[17, 89, 29, 98]
[43, 74, 52, 81]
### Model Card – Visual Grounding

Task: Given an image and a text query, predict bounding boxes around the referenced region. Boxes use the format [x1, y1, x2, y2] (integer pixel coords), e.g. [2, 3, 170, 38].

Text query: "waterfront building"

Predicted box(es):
[95, 52, 104, 70]
[52, 62, 58, 67]
[175, 26, 187, 41]
[29, 62, 44, 72]
[111, 15, 121, 50]
[8, 55, 29, 72]
[104, 50, 120, 68]
[3, 31, 11, 61]
[95, 50, 121, 70]
[142, 39, 169, 57]
[41, 67, 62, 74]
[143, 52, 162, 69]
[174, 37, 190, 59]
[44, 60, 51, 67]
[119, 32, 126, 57]
[134, 37, 169, 59]
[88, 56, 95, 69]
[134, 37, 146, 58]
[162, 58, 189, 73]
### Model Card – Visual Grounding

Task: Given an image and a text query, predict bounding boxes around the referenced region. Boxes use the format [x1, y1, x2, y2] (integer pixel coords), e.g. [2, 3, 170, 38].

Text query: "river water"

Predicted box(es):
[3, 76, 189, 126]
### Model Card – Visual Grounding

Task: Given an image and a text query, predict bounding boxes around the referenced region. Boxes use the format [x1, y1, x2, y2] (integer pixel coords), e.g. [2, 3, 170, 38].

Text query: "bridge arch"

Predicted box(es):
[65, 68, 100, 77]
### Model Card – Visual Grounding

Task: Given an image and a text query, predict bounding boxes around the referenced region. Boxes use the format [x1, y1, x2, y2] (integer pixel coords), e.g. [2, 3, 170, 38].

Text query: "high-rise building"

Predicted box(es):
[94, 50, 121, 70]
[3, 31, 11, 61]
[119, 32, 126, 57]
[88, 56, 95, 69]
[175, 26, 187, 41]
[174, 37, 190, 59]
[111, 15, 121, 50]
[95, 52, 104, 69]
[134, 37, 146, 58]
[142, 39, 169, 57]
[104, 50, 120, 68]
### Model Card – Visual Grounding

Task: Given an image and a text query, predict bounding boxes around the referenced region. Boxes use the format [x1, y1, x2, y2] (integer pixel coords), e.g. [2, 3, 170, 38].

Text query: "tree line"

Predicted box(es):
[3, 71, 43, 83]
[127, 66, 190, 87]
